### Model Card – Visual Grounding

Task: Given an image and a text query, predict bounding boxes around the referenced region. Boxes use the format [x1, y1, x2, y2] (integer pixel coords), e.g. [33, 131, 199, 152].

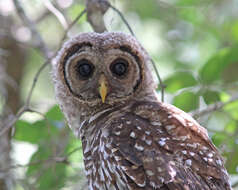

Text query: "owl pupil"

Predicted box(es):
[76, 59, 94, 79]
[111, 59, 128, 77]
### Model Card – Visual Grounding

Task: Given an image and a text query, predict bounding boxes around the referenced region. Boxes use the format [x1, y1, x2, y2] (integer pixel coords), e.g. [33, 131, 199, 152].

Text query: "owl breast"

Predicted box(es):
[80, 101, 230, 190]
[81, 107, 130, 190]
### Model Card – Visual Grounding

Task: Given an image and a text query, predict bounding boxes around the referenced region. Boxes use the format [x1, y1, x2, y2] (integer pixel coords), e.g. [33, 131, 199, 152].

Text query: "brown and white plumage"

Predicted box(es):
[52, 32, 231, 190]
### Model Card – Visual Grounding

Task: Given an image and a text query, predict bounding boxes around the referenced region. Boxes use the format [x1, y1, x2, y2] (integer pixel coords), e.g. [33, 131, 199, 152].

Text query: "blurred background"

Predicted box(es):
[0, 0, 238, 189]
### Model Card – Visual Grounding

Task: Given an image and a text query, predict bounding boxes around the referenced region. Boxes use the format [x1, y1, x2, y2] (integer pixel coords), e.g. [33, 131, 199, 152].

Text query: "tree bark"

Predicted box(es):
[86, 0, 109, 33]
[0, 15, 26, 190]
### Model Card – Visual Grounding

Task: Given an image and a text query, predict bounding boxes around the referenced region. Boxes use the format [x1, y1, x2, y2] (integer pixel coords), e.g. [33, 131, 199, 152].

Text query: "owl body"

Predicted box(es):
[52, 32, 231, 190]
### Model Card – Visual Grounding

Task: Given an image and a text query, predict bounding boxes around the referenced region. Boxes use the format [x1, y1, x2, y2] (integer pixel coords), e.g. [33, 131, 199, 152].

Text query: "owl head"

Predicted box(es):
[52, 32, 157, 109]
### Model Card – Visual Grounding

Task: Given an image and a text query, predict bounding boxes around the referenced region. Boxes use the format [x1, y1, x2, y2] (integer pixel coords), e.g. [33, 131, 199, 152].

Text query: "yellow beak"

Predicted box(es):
[99, 75, 108, 103]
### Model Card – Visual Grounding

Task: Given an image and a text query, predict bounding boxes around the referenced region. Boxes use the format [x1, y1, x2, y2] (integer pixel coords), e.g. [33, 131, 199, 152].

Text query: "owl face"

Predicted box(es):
[54, 32, 155, 106]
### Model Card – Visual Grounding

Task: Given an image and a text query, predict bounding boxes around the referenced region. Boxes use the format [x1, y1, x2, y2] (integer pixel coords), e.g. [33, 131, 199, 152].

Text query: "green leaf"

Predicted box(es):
[173, 91, 199, 112]
[211, 132, 227, 147]
[65, 133, 83, 163]
[176, 0, 212, 6]
[14, 120, 50, 144]
[200, 48, 229, 83]
[14, 105, 64, 144]
[128, 0, 160, 20]
[178, 8, 204, 25]
[200, 46, 238, 83]
[68, 4, 86, 22]
[202, 90, 220, 104]
[231, 21, 238, 42]
[222, 62, 238, 83]
[46, 105, 64, 121]
[224, 138, 238, 174]
[212, 131, 238, 174]
[27, 145, 67, 190]
[164, 72, 197, 93]
[224, 100, 238, 119]
[226, 152, 238, 174]
[225, 120, 237, 134]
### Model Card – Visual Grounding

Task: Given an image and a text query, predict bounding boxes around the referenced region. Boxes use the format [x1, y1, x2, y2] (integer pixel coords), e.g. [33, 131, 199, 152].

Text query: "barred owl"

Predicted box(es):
[52, 32, 231, 190]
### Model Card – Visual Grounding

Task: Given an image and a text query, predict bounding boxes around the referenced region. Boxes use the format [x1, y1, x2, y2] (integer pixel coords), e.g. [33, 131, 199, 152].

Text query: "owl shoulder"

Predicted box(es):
[131, 101, 212, 145]
[102, 101, 230, 189]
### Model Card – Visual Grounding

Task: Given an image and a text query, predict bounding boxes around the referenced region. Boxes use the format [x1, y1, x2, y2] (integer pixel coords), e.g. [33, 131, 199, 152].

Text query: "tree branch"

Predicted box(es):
[107, 3, 135, 36]
[0, 147, 82, 172]
[232, 180, 238, 188]
[0, 5, 86, 137]
[86, 0, 109, 33]
[60, 9, 86, 43]
[42, 0, 68, 30]
[34, 9, 51, 23]
[106, 2, 165, 101]
[191, 93, 238, 118]
[13, 0, 49, 58]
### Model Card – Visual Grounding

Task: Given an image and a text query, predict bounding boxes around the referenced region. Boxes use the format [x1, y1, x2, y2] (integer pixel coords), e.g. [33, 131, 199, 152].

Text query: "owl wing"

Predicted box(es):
[105, 101, 231, 190]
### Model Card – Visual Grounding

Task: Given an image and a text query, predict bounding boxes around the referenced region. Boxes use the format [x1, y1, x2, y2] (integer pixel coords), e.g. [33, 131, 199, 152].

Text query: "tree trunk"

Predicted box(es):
[0, 15, 26, 190]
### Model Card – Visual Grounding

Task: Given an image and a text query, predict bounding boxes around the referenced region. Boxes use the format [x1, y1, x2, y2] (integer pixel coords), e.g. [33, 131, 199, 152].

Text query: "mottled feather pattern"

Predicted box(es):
[80, 101, 231, 190]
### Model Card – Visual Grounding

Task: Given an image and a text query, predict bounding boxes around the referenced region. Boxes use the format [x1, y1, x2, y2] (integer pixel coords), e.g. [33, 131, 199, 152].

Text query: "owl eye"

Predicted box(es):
[110, 58, 128, 77]
[75, 59, 94, 79]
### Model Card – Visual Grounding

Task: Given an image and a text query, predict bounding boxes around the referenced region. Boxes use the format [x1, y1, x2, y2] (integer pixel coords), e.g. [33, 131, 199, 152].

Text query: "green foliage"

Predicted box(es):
[14, 106, 83, 190]
[212, 132, 227, 147]
[127, 0, 160, 19]
[226, 149, 238, 174]
[46, 105, 64, 120]
[26, 145, 67, 190]
[225, 101, 238, 120]
[178, 8, 205, 25]
[200, 46, 238, 84]
[68, 4, 86, 22]
[14, 106, 64, 144]
[202, 90, 220, 104]
[176, 0, 212, 6]
[164, 72, 197, 93]
[173, 91, 199, 112]
[15, 120, 53, 144]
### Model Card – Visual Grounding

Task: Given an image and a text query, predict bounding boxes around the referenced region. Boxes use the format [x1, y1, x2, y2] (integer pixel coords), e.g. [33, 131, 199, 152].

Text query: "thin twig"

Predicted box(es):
[0, 57, 51, 137]
[0, 147, 82, 172]
[42, 0, 68, 30]
[0, 7, 87, 137]
[26, 108, 47, 120]
[60, 9, 86, 42]
[191, 93, 238, 118]
[0, 62, 50, 137]
[25, 8, 87, 107]
[67, 147, 82, 157]
[24, 107, 55, 136]
[232, 180, 238, 188]
[0, 106, 27, 136]
[150, 59, 166, 102]
[34, 9, 51, 23]
[26, 61, 50, 106]
[13, 0, 49, 58]
[107, 2, 165, 101]
[107, 3, 135, 36]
